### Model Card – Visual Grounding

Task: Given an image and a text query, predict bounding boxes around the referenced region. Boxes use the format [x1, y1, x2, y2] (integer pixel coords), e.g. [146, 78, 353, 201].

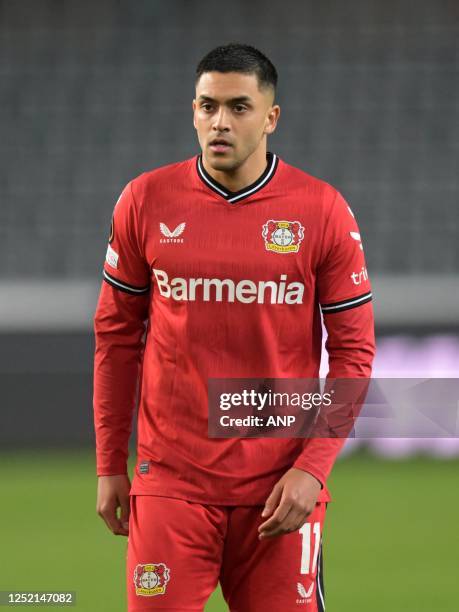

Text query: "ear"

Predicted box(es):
[192, 99, 197, 129]
[264, 104, 281, 135]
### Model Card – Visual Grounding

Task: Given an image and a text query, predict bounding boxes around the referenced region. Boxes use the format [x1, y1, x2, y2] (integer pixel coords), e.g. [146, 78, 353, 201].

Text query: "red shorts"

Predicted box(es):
[127, 495, 327, 612]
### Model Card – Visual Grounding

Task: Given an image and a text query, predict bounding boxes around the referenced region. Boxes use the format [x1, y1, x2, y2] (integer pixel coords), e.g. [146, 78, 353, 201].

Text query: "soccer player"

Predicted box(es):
[93, 43, 375, 611]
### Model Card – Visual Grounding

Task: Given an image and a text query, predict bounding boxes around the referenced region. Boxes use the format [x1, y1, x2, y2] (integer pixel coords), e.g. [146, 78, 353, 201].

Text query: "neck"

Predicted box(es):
[202, 145, 268, 193]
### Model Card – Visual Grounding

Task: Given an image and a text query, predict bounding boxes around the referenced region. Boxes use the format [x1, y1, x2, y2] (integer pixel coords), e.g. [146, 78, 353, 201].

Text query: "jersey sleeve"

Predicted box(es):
[293, 189, 376, 489]
[102, 181, 150, 295]
[93, 181, 150, 476]
[316, 189, 372, 314]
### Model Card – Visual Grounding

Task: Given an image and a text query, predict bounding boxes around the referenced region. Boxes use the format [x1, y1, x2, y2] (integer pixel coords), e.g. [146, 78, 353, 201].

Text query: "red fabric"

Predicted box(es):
[293, 300, 375, 485]
[127, 495, 327, 611]
[93, 154, 375, 505]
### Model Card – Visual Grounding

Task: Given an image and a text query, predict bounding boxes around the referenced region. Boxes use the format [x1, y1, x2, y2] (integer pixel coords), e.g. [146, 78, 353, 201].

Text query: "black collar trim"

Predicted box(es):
[196, 152, 279, 203]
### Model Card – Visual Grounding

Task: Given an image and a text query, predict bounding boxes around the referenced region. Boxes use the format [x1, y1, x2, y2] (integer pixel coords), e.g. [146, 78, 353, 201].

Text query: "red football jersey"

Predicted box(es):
[93, 152, 375, 504]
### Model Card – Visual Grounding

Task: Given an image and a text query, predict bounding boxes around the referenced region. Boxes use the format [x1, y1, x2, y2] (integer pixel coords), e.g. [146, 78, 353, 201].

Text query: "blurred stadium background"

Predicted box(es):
[1, 1, 458, 610]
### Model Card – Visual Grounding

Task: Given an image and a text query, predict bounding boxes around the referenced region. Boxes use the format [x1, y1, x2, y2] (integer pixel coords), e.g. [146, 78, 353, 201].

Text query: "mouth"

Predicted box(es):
[209, 139, 233, 153]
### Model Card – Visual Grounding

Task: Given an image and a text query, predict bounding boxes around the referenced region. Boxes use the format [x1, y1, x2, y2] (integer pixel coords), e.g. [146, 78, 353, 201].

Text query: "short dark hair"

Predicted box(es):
[195, 43, 278, 94]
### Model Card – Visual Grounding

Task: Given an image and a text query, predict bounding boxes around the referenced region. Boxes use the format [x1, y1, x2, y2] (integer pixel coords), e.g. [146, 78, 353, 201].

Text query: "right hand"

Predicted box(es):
[96, 474, 131, 536]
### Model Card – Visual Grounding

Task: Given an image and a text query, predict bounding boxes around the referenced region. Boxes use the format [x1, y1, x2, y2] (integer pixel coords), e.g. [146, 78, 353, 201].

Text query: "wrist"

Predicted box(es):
[293, 467, 323, 489]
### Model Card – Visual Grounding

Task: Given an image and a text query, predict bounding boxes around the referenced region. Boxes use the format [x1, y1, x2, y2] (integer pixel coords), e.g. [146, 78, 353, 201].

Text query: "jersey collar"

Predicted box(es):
[196, 151, 279, 204]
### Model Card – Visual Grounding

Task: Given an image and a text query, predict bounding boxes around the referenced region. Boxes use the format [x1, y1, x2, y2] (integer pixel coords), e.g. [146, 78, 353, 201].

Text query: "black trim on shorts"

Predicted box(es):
[316, 540, 325, 611]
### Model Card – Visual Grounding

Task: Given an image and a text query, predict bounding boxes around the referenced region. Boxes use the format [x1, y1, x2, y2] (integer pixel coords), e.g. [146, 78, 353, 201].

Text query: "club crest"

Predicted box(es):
[133, 562, 170, 597]
[262, 220, 305, 254]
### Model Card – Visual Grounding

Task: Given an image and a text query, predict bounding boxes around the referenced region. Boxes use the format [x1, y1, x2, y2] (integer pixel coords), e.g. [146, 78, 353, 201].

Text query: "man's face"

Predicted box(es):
[193, 71, 280, 171]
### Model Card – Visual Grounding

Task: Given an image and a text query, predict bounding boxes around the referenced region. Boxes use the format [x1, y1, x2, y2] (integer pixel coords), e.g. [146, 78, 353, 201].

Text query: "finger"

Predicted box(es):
[99, 503, 122, 534]
[258, 493, 292, 533]
[295, 510, 311, 530]
[119, 494, 131, 532]
[112, 511, 129, 537]
[284, 500, 317, 532]
[260, 500, 310, 538]
[282, 509, 310, 535]
[275, 501, 317, 537]
[259, 506, 298, 539]
[261, 483, 283, 518]
[99, 501, 128, 536]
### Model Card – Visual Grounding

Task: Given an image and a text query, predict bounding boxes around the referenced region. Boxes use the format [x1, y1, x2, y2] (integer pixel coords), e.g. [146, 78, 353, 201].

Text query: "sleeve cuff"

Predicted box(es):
[321, 290, 372, 314]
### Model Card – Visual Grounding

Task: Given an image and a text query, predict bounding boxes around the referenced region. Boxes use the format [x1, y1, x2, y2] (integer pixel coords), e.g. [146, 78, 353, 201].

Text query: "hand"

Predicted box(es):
[258, 468, 322, 540]
[96, 474, 131, 536]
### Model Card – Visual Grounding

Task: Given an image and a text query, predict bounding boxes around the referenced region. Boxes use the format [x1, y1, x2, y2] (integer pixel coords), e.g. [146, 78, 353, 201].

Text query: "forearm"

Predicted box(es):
[93, 282, 148, 475]
[94, 342, 143, 475]
[294, 302, 376, 486]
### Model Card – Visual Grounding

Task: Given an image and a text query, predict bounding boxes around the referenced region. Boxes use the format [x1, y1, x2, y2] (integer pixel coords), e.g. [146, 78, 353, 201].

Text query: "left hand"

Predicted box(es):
[258, 468, 322, 540]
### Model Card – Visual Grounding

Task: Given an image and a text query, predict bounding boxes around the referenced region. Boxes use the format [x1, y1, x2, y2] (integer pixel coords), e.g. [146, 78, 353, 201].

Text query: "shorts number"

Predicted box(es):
[299, 521, 321, 574]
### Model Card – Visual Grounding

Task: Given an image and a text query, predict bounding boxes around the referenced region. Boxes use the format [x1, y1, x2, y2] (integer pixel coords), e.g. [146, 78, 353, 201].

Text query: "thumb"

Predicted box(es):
[261, 483, 283, 517]
[119, 495, 131, 531]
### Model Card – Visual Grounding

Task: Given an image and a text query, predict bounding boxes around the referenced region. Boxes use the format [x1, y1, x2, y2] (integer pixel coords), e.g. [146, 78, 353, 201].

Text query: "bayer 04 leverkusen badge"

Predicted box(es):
[262, 219, 305, 254]
[133, 562, 170, 597]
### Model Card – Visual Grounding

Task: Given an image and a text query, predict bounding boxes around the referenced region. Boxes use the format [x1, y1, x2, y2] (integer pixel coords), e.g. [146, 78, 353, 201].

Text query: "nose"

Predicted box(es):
[212, 106, 230, 132]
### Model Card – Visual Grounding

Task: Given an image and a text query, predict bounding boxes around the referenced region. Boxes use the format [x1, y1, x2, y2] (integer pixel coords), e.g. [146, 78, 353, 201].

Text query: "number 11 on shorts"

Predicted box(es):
[299, 521, 321, 574]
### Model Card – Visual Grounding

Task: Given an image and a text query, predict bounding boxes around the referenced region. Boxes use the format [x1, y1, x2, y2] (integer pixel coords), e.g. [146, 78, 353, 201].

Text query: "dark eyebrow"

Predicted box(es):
[197, 95, 253, 104]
